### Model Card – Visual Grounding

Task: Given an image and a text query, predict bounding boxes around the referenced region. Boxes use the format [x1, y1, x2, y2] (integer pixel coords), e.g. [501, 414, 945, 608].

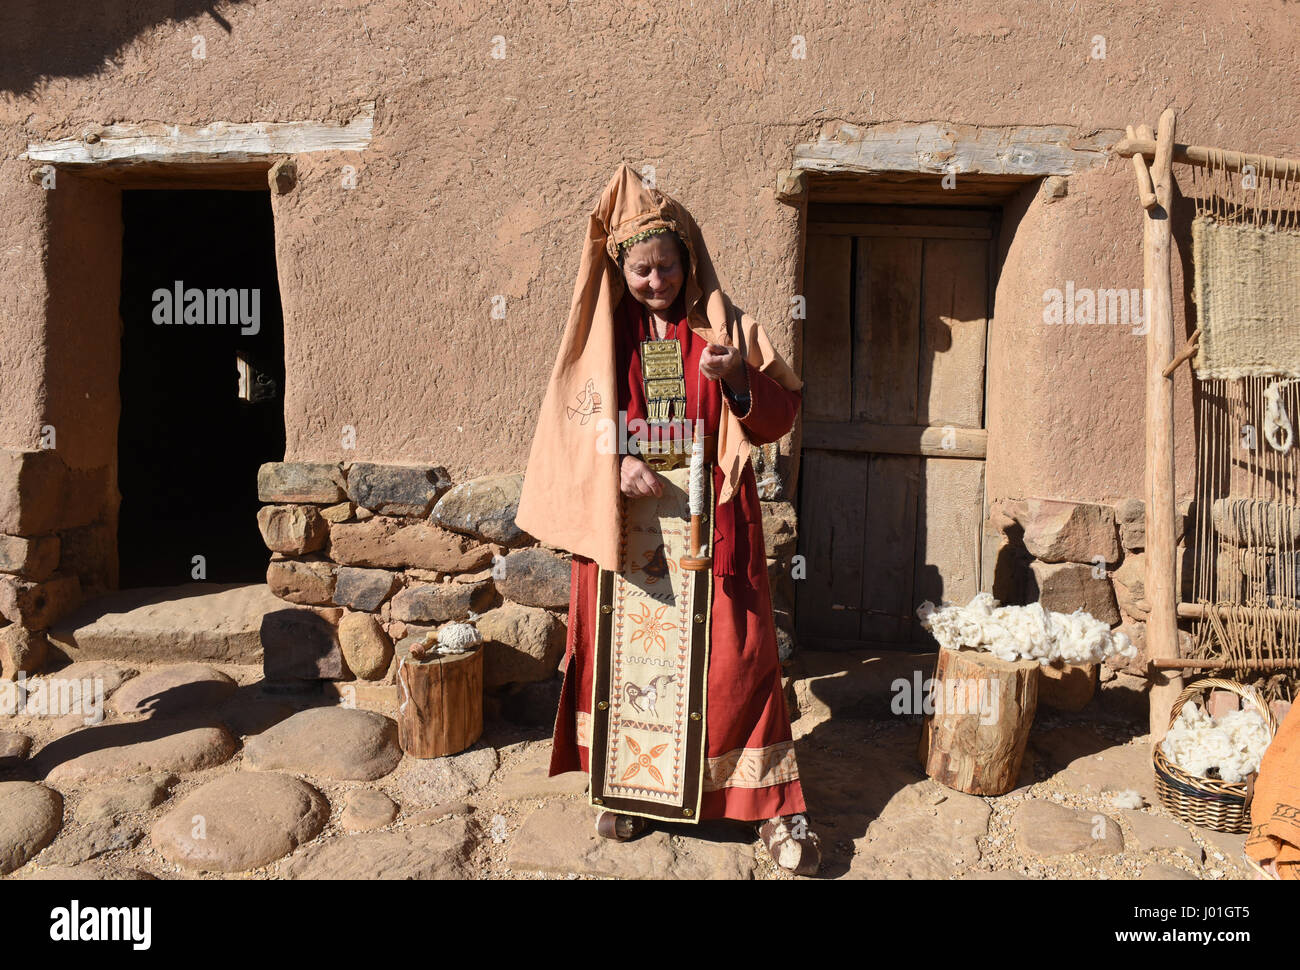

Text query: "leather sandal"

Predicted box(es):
[758, 814, 822, 875]
[595, 811, 650, 842]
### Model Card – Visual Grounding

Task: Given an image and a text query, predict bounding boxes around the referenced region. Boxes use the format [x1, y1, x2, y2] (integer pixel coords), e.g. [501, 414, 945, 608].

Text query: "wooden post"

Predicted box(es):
[1141, 109, 1184, 740]
[918, 647, 1039, 795]
[395, 648, 483, 758]
[1113, 136, 1300, 184]
[1127, 125, 1158, 210]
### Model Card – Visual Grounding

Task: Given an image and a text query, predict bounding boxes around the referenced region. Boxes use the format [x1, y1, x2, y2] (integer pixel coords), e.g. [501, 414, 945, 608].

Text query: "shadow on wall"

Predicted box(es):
[0, 1, 240, 95]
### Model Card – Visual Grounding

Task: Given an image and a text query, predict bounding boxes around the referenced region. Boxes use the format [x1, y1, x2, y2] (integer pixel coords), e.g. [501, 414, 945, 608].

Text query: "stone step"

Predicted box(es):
[47, 583, 294, 665]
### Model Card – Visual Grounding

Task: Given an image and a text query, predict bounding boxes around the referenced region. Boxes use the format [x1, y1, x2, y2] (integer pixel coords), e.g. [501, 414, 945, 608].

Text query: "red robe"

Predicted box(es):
[548, 291, 808, 821]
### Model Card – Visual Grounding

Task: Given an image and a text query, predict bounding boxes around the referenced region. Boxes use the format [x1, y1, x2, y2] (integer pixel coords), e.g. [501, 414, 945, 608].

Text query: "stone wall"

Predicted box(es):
[983, 496, 1194, 714]
[0, 447, 116, 679]
[256, 460, 571, 721]
[257, 459, 806, 716]
[761, 499, 798, 663]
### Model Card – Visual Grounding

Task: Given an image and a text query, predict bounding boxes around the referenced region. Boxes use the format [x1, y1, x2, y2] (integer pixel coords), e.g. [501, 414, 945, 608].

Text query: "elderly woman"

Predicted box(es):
[516, 164, 820, 875]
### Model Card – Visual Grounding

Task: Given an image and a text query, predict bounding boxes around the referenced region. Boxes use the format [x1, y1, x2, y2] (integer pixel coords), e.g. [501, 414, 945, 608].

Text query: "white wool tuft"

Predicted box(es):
[776, 839, 802, 870]
[916, 592, 1137, 665]
[436, 622, 483, 655]
[1160, 701, 1272, 783]
[1108, 789, 1145, 810]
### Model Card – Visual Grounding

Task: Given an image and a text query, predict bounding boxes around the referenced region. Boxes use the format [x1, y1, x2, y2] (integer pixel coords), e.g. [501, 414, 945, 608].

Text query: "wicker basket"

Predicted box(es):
[1153, 677, 1279, 833]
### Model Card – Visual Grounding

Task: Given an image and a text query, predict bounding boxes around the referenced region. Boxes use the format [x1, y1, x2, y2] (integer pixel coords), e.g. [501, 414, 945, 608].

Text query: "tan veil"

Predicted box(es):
[515, 163, 802, 572]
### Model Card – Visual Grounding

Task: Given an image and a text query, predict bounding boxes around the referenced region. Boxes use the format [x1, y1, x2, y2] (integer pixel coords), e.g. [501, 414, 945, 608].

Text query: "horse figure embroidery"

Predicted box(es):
[624, 674, 677, 717]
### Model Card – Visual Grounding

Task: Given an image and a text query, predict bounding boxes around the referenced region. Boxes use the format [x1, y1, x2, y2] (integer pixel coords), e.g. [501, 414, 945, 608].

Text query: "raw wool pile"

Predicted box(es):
[916, 592, 1137, 666]
[434, 622, 482, 655]
[1160, 701, 1272, 783]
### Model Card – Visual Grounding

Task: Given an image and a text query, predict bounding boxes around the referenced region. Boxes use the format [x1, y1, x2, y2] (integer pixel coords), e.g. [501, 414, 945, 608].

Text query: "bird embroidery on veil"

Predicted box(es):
[565, 378, 601, 425]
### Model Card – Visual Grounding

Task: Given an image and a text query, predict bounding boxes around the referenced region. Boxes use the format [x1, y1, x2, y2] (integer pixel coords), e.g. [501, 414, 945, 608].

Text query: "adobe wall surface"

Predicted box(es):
[1, 0, 1297, 509]
[985, 167, 1199, 507]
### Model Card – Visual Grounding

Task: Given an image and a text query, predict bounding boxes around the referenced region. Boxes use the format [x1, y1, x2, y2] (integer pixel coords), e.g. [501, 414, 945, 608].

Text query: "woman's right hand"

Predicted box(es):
[620, 454, 664, 499]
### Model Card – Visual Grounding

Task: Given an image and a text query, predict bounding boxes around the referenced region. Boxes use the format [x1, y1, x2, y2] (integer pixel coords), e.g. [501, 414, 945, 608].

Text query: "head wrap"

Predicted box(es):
[515, 163, 802, 572]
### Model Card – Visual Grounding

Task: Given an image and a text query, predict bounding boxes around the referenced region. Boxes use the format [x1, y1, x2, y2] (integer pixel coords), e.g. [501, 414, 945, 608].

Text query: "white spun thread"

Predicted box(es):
[688, 436, 705, 516]
[397, 657, 410, 717]
[1264, 379, 1295, 454]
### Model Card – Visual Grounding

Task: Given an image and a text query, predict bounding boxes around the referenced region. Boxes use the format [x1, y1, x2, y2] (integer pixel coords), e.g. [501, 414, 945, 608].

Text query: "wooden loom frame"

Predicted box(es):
[1115, 110, 1300, 737]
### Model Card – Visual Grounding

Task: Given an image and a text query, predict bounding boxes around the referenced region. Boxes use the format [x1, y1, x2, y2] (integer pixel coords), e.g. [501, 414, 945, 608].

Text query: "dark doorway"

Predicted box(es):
[117, 189, 285, 587]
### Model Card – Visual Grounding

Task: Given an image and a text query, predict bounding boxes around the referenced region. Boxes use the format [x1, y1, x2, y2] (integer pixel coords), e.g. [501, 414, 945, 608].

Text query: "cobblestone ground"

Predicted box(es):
[0, 659, 1255, 880]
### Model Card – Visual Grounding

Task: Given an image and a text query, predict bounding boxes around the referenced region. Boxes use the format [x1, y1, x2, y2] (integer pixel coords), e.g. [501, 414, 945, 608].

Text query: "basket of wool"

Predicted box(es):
[1153, 678, 1279, 833]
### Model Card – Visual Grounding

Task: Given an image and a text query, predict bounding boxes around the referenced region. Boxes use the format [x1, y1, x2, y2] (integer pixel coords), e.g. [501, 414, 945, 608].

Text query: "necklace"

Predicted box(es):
[641, 304, 675, 342]
[639, 303, 686, 423]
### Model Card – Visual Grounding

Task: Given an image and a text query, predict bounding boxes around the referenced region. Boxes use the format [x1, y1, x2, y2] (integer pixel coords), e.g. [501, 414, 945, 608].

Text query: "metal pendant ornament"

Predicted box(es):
[640, 338, 686, 424]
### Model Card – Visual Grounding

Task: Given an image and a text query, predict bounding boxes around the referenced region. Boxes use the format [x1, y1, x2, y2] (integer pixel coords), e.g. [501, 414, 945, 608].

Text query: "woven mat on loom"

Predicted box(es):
[1193, 214, 1300, 379]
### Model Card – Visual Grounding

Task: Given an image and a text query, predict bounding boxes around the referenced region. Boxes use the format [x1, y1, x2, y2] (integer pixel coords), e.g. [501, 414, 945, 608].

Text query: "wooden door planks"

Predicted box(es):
[919, 236, 989, 429]
[860, 453, 921, 642]
[802, 232, 853, 422]
[855, 234, 922, 424]
[795, 449, 868, 642]
[798, 209, 995, 649]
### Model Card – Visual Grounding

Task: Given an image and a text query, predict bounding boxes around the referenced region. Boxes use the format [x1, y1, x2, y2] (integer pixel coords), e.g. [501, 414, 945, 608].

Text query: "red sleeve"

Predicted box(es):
[730, 360, 801, 446]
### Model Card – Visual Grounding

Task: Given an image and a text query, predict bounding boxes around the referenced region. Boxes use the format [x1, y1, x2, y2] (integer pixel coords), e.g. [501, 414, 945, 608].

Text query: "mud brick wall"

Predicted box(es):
[257, 460, 571, 721]
[0, 447, 116, 679]
[983, 496, 1195, 715]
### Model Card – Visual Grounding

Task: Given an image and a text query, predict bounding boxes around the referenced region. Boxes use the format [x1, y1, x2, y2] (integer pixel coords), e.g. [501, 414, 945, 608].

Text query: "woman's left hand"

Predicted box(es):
[701, 342, 745, 388]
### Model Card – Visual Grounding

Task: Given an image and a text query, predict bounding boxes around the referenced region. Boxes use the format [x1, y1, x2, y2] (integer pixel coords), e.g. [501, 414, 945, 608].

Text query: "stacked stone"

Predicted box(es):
[751, 440, 800, 665]
[257, 461, 570, 722]
[0, 448, 113, 680]
[1106, 497, 1194, 706]
[761, 500, 798, 664]
[983, 497, 1192, 715]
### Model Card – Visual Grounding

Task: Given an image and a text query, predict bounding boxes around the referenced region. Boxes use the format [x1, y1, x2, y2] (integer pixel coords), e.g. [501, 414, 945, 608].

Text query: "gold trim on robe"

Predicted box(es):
[704, 741, 800, 791]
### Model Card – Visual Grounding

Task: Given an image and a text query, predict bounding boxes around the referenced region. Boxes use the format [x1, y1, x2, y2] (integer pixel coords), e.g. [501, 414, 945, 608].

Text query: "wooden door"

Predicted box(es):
[796, 205, 995, 649]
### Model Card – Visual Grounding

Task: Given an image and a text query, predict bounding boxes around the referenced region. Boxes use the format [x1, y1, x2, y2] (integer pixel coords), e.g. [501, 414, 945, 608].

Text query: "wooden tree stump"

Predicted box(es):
[396, 647, 483, 758]
[918, 647, 1039, 796]
[1038, 661, 1098, 713]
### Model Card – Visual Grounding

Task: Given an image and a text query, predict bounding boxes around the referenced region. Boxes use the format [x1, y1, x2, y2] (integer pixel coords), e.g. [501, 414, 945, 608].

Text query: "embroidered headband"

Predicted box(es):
[618, 225, 675, 251]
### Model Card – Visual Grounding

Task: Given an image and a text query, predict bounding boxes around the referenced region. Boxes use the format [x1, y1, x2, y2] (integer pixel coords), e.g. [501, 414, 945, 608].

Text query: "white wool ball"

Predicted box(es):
[436, 622, 483, 655]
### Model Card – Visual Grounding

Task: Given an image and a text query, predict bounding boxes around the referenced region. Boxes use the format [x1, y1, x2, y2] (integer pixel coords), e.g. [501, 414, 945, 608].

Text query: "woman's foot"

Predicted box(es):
[595, 811, 650, 842]
[757, 814, 821, 875]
